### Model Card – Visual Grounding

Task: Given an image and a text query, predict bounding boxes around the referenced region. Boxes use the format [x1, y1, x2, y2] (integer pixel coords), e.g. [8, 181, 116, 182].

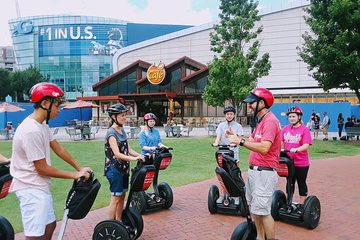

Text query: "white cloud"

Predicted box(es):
[0, 0, 214, 46]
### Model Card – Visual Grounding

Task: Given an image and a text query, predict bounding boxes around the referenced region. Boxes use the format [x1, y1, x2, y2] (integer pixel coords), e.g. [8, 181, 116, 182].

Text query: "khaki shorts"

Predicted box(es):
[15, 188, 56, 237]
[246, 169, 278, 215]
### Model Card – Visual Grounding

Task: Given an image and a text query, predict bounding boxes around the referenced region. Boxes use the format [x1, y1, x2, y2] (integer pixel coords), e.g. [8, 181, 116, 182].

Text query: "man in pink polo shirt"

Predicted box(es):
[226, 88, 281, 240]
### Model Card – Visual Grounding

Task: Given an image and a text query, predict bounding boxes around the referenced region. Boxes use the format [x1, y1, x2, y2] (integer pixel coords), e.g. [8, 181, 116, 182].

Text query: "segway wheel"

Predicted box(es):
[92, 220, 130, 240]
[208, 185, 219, 214]
[158, 182, 173, 209]
[230, 221, 257, 240]
[0, 216, 14, 240]
[122, 207, 144, 240]
[303, 195, 321, 229]
[130, 191, 147, 214]
[271, 190, 286, 220]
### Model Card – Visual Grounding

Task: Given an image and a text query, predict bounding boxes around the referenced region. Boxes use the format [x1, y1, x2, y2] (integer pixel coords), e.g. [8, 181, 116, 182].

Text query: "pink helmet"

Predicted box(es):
[286, 106, 303, 116]
[144, 113, 157, 121]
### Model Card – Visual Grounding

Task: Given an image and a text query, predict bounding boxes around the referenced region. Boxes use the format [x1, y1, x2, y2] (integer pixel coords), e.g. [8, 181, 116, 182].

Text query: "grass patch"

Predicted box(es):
[0, 137, 359, 232]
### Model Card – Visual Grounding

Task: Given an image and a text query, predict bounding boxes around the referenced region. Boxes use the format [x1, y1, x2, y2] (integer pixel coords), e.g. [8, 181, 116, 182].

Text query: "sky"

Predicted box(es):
[0, 0, 302, 46]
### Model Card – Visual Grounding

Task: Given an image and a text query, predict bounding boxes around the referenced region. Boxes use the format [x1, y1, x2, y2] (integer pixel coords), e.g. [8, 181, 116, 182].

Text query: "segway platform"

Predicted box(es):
[130, 148, 173, 214]
[0, 162, 14, 240]
[271, 151, 321, 229]
[57, 172, 101, 240]
[208, 146, 247, 217]
[93, 164, 156, 240]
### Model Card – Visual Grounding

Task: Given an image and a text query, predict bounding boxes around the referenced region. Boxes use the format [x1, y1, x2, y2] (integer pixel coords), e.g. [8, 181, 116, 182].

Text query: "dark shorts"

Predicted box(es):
[106, 166, 129, 196]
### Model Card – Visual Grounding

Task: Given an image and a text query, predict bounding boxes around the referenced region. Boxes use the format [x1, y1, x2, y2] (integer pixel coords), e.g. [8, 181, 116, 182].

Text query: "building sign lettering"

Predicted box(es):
[147, 62, 166, 85]
[40, 26, 94, 41]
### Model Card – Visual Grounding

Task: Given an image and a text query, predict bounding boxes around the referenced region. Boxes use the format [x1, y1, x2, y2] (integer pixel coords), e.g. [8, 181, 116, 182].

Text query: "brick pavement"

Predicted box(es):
[15, 154, 360, 240]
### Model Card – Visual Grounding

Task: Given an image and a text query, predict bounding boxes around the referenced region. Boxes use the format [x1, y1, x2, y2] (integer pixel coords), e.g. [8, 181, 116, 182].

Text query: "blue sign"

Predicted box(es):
[38, 24, 127, 56]
[13, 20, 34, 35]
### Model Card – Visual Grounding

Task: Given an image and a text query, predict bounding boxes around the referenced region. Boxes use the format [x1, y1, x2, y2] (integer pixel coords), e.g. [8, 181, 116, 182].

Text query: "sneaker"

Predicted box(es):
[216, 195, 224, 204]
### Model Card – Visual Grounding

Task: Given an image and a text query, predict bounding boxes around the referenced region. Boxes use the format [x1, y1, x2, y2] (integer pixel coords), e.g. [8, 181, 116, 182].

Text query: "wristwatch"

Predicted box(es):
[239, 138, 246, 146]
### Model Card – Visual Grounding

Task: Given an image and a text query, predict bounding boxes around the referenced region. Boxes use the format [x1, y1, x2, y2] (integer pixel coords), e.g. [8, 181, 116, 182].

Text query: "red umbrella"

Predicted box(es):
[63, 100, 99, 123]
[0, 102, 25, 126]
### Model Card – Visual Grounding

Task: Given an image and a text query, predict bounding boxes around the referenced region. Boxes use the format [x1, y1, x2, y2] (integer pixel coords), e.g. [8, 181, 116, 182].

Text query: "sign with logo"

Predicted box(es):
[147, 62, 166, 85]
[13, 20, 34, 35]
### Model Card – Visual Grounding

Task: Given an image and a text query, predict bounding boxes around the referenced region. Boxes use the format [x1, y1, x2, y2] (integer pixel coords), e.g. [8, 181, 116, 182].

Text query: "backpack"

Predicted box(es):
[328, 118, 331, 125]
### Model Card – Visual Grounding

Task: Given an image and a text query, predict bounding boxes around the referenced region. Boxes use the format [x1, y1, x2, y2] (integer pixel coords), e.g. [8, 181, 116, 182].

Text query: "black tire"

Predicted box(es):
[208, 185, 219, 214]
[92, 220, 129, 240]
[0, 216, 14, 240]
[303, 195, 321, 229]
[231, 221, 257, 240]
[158, 182, 173, 209]
[122, 208, 144, 240]
[271, 190, 286, 221]
[130, 191, 147, 214]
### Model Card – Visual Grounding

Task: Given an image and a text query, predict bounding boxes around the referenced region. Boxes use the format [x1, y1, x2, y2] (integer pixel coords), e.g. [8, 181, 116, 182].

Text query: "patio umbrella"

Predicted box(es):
[63, 100, 99, 123]
[0, 102, 25, 127]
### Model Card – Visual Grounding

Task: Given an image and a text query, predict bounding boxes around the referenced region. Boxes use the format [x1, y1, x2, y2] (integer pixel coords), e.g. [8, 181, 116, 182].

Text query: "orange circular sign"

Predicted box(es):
[147, 62, 166, 85]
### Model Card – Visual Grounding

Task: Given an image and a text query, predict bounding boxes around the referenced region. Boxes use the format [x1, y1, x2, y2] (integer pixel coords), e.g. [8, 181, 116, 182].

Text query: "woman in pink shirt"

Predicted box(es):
[281, 106, 312, 213]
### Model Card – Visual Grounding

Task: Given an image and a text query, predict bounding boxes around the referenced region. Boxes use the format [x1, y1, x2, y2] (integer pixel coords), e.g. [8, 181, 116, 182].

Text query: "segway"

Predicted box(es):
[271, 150, 321, 229]
[93, 162, 156, 240]
[208, 145, 247, 217]
[211, 152, 257, 240]
[129, 147, 173, 214]
[57, 172, 101, 240]
[0, 161, 14, 240]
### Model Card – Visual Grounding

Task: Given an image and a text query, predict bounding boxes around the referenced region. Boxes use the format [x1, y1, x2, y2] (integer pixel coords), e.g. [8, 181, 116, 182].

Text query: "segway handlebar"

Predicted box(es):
[76, 171, 94, 187]
[0, 161, 10, 167]
[222, 153, 239, 164]
[156, 146, 173, 152]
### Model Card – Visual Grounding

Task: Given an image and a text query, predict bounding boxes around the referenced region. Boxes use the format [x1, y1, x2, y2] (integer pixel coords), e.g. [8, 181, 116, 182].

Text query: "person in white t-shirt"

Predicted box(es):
[9, 83, 92, 240]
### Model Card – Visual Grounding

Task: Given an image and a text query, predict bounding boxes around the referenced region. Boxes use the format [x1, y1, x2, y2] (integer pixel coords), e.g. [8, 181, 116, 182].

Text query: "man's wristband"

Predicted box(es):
[239, 138, 245, 147]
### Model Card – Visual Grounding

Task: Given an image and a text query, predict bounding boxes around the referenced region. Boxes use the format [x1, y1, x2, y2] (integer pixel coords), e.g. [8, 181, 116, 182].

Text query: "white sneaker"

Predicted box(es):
[216, 195, 224, 204]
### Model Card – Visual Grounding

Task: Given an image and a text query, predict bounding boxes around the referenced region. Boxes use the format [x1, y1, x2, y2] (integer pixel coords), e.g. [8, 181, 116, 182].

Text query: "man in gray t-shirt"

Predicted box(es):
[213, 106, 244, 161]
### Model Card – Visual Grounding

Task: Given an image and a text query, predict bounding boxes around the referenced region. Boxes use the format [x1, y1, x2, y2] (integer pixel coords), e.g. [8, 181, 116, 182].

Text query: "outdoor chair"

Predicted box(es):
[206, 124, 217, 136]
[52, 127, 59, 136]
[182, 125, 194, 137]
[90, 126, 100, 139]
[82, 127, 92, 140]
[172, 126, 182, 137]
[0, 129, 10, 140]
[68, 128, 82, 141]
[164, 125, 172, 137]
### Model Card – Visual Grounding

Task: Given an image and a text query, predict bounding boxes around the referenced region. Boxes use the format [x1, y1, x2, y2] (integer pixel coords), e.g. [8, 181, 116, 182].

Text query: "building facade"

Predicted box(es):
[86, 1, 358, 125]
[8, 15, 191, 99]
[0, 46, 16, 71]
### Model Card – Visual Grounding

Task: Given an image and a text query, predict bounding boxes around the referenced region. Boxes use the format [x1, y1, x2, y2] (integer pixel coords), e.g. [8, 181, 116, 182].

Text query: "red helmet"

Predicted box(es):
[243, 88, 274, 108]
[286, 106, 303, 116]
[30, 83, 64, 103]
[144, 113, 157, 121]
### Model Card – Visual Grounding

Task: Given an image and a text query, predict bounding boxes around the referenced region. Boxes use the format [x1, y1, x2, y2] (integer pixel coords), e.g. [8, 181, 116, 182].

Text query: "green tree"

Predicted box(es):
[11, 66, 48, 102]
[299, 0, 360, 102]
[203, 0, 271, 108]
[0, 68, 12, 101]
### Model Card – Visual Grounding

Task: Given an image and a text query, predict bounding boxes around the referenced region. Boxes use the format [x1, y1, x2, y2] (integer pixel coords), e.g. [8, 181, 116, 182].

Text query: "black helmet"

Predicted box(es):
[224, 106, 236, 114]
[107, 104, 129, 116]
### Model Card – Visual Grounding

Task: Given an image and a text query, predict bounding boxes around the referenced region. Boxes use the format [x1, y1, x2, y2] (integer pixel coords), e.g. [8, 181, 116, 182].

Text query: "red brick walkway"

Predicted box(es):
[15, 155, 360, 240]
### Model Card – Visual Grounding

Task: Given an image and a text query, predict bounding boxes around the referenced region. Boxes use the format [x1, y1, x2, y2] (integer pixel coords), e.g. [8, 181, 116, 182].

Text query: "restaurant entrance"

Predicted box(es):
[138, 100, 169, 126]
